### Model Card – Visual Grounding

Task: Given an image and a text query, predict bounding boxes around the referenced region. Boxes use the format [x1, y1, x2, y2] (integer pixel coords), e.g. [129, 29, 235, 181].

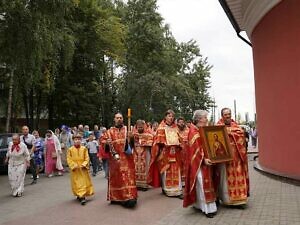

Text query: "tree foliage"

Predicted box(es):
[0, 0, 213, 131]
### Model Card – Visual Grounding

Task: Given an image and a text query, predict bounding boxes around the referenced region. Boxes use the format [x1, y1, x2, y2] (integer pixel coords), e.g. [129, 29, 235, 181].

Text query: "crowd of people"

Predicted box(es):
[4, 124, 107, 195]
[5, 107, 251, 217]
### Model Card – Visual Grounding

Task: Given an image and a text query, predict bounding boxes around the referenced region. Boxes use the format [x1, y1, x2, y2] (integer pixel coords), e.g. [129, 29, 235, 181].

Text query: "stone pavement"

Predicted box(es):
[154, 156, 300, 225]
[0, 155, 299, 225]
[0, 168, 181, 225]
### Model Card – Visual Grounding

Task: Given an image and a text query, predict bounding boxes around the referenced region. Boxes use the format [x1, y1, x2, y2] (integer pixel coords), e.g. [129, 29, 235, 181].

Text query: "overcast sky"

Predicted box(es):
[157, 0, 256, 121]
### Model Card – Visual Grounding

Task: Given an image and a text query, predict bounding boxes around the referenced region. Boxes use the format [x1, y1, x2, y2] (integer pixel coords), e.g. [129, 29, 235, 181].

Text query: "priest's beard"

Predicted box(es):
[224, 119, 231, 126]
[178, 125, 185, 131]
[115, 122, 123, 129]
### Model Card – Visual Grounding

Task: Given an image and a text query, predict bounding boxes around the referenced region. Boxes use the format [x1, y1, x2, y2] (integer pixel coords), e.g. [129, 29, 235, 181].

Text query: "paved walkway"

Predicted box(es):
[0, 155, 299, 225]
[154, 157, 300, 225]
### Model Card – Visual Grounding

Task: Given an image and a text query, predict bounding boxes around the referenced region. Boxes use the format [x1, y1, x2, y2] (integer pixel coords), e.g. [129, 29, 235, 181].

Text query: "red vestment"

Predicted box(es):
[183, 124, 216, 207]
[147, 121, 182, 196]
[216, 119, 249, 204]
[178, 127, 189, 185]
[133, 130, 153, 188]
[98, 135, 110, 159]
[105, 126, 137, 201]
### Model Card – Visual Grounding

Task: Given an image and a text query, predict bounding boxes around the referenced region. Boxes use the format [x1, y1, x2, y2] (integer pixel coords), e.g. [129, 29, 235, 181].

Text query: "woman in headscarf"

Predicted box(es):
[44, 130, 64, 177]
[5, 134, 30, 197]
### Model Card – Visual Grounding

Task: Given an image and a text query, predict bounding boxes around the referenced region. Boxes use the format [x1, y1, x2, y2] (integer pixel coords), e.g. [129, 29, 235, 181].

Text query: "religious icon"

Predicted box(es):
[200, 125, 233, 163]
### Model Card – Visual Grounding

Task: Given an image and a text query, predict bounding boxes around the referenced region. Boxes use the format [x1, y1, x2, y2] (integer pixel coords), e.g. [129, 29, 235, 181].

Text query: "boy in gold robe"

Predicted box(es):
[67, 135, 94, 205]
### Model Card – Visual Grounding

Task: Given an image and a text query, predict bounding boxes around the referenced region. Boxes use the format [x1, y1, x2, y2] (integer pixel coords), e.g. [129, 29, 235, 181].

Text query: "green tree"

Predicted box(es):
[120, 0, 177, 122]
[0, 0, 212, 130]
[0, 0, 76, 130]
[175, 40, 213, 119]
[119, 0, 212, 122]
[52, 0, 126, 128]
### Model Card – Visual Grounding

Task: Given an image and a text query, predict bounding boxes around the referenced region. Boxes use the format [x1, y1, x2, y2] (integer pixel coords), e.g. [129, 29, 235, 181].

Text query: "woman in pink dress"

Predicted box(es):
[44, 130, 64, 177]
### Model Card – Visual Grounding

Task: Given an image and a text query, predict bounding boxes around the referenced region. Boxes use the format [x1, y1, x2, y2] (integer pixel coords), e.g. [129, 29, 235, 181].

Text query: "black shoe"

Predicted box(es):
[80, 198, 86, 205]
[31, 180, 37, 185]
[123, 199, 137, 208]
[92, 173, 96, 177]
[110, 201, 121, 205]
[205, 213, 215, 218]
[178, 194, 184, 200]
[238, 204, 247, 210]
[138, 187, 148, 192]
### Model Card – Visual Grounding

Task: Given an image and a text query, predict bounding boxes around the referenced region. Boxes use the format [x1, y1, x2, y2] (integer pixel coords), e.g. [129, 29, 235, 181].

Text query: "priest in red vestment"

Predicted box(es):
[104, 113, 137, 208]
[183, 110, 217, 218]
[133, 120, 153, 190]
[216, 108, 249, 207]
[148, 109, 183, 198]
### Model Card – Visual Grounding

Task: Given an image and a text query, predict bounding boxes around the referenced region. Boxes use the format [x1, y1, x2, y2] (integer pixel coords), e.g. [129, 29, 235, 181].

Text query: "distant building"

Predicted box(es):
[219, 0, 300, 180]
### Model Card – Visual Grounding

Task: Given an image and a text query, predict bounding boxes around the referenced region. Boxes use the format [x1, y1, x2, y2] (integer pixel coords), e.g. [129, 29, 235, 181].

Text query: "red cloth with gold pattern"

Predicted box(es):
[133, 128, 153, 189]
[178, 127, 189, 185]
[147, 120, 182, 194]
[104, 126, 137, 201]
[183, 123, 216, 207]
[216, 119, 249, 203]
[98, 135, 110, 159]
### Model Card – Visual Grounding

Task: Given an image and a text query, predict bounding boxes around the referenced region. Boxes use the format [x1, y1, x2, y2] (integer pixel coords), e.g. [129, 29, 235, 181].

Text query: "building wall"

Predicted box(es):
[251, 0, 300, 179]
